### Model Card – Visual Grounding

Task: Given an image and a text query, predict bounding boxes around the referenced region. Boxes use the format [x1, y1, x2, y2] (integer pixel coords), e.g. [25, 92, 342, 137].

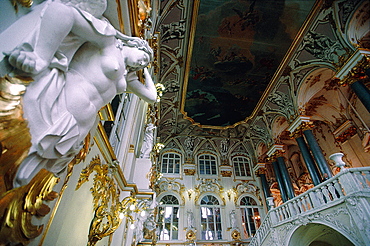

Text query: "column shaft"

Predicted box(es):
[272, 161, 288, 202]
[295, 136, 321, 185]
[277, 156, 295, 200]
[303, 129, 332, 179]
[259, 173, 271, 199]
[350, 80, 370, 113]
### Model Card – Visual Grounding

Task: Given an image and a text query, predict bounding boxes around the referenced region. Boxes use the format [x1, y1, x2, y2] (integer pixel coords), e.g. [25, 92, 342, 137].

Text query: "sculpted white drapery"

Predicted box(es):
[2, 0, 157, 187]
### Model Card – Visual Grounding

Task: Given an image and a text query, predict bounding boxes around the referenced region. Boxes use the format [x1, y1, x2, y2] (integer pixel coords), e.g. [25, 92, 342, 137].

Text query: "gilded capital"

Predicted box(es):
[337, 56, 370, 86]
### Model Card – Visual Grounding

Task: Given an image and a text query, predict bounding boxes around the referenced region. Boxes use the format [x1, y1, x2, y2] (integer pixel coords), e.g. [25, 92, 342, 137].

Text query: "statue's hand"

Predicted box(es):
[6, 44, 48, 74]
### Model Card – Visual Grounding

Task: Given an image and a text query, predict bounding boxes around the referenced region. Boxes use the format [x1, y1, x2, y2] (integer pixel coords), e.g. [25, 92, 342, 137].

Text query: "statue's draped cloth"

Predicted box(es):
[13, 1, 116, 175]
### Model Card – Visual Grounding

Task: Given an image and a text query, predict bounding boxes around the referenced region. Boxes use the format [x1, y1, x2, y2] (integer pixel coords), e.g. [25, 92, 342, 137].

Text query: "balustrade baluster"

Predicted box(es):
[309, 191, 320, 208]
[293, 200, 301, 214]
[333, 179, 344, 198]
[301, 197, 307, 212]
[355, 170, 368, 188]
[304, 194, 312, 210]
[327, 182, 338, 200]
[321, 185, 332, 203]
[282, 206, 289, 220]
[316, 189, 325, 204]
[288, 202, 296, 217]
[364, 170, 370, 188]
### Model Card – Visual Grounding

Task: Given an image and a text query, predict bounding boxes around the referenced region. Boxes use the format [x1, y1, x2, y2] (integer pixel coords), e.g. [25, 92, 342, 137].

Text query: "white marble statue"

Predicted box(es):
[1, 0, 157, 187]
[140, 123, 156, 158]
[230, 210, 237, 229]
[187, 210, 195, 229]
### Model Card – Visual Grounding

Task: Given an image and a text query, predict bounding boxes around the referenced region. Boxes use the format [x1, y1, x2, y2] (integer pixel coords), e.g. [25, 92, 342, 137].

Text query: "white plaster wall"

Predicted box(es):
[40, 144, 101, 246]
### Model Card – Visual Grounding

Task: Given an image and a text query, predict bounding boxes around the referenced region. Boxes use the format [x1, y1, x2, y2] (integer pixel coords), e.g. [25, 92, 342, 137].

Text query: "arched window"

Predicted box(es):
[161, 152, 181, 174]
[233, 156, 251, 177]
[198, 154, 217, 175]
[200, 195, 222, 240]
[158, 195, 180, 240]
[240, 196, 261, 238]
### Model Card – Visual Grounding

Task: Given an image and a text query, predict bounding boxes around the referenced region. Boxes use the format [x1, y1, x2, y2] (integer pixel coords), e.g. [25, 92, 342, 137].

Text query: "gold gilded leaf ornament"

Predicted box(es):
[0, 169, 59, 245]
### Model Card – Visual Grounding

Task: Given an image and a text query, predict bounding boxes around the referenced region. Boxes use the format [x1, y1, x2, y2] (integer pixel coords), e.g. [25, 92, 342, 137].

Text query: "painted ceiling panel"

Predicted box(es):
[184, 0, 316, 127]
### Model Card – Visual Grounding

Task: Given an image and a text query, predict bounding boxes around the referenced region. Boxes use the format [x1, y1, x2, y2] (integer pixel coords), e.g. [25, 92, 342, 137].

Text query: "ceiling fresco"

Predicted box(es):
[184, 0, 316, 127]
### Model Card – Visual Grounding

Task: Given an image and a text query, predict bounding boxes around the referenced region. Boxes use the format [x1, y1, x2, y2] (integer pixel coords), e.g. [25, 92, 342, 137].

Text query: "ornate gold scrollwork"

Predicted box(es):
[0, 75, 61, 245]
[231, 229, 241, 241]
[0, 169, 59, 245]
[10, 0, 33, 12]
[0, 72, 90, 245]
[186, 229, 196, 241]
[338, 56, 370, 86]
[76, 156, 122, 246]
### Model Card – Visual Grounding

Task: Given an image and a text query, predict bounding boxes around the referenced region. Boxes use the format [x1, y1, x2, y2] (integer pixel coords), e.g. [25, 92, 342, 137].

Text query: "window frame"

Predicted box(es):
[232, 155, 252, 178]
[198, 153, 218, 176]
[160, 151, 182, 176]
[157, 194, 180, 241]
[199, 195, 223, 241]
[239, 196, 262, 239]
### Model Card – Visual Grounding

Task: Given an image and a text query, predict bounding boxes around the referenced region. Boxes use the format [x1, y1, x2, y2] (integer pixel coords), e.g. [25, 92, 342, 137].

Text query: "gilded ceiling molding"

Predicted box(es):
[288, 116, 314, 138]
[333, 120, 358, 144]
[148, 34, 160, 75]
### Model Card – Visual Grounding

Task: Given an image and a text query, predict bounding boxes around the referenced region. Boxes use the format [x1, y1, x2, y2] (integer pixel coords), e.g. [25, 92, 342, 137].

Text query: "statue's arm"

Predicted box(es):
[126, 68, 157, 104]
[6, 1, 114, 74]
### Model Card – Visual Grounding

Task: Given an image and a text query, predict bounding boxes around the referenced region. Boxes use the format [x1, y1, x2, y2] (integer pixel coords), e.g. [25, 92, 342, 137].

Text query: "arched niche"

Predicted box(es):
[297, 67, 350, 125]
[346, 1, 370, 49]
[271, 116, 289, 141]
[256, 142, 268, 162]
[288, 223, 355, 246]
[297, 67, 336, 113]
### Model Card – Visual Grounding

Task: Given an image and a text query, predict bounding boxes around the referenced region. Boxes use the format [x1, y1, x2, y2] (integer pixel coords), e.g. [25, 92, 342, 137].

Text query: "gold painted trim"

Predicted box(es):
[98, 104, 115, 121]
[179, 0, 323, 129]
[128, 0, 140, 36]
[94, 122, 117, 162]
[115, 0, 125, 33]
[180, 0, 200, 125]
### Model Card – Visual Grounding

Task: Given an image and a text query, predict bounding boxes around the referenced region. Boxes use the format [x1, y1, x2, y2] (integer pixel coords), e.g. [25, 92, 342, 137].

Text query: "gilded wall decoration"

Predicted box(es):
[220, 170, 232, 177]
[157, 179, 183, 194]
[0, 75, 63, 245]
[184, 168, 196, 176]
[10, 0, 32, 12]
[76, 156, 122, 246]
[0, 169, 59, 245]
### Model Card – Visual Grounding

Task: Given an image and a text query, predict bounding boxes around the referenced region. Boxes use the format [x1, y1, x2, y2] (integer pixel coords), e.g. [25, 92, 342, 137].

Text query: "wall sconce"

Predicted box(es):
[118, 196, 150, 225]
[253, 214, 261, 220]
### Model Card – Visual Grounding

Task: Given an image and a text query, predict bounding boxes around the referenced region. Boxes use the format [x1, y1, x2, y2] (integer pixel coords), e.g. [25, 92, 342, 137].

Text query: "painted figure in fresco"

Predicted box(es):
[2, 0, 157, 187]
